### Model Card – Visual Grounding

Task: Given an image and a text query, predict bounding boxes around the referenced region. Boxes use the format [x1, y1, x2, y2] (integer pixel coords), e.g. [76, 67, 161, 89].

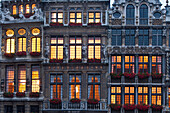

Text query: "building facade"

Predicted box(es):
[0, 0, 169, 113]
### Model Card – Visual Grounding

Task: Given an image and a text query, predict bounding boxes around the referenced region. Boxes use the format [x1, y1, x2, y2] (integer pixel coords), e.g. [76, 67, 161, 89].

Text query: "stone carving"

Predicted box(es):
[64, 44, 68, 61]
[44, 43, 49, 58]
[82, 44, 87, 63]
[163, 28, 166, 37]
[101, 44, 108, 61]
[30, 7, 43, 20]
[0, 8, 14, 21]
[19, 11, 25, 19]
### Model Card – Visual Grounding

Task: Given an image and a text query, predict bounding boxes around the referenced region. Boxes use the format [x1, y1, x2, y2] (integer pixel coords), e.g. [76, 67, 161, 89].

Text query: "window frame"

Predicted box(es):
[138, 29, 149, 46]
[110, 86, 122, 104]
[31, 65, 40, 93]
[138, 55, 149, 73]
[18, 65, 26, 92]
[151, 56, 162, 74]
[88, 12, 101, 23]
[152, 29, 162, 46]
[18, 37, 26, 52]
[112, 29, 122, 46]
[126, 4, 135, 25]
[139, 4, 148, 25]
[111, 56, 122, 73]
[151, 86, 162, 105]
[6, 38, 15, 53]
[124, 55, 135, 73]
[124, 86, 135, 104]
[6, 65, 15, 93]
[125, 29, 135, 46]
[138, 86, 149, 105]
[31, 36, 41, 52]
[51, 12, 63, 23]
[69, 12, 82, 23]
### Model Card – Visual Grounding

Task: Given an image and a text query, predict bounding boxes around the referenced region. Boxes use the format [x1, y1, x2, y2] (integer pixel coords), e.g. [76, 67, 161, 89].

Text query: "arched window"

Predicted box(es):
[140, 4, 148, 25]
[126, 4, 135, 25]
[32, 4, 36, 13]
[19, 5, 23, 14]
[26, 4, 30, 14]
[12, 5, 17, 15]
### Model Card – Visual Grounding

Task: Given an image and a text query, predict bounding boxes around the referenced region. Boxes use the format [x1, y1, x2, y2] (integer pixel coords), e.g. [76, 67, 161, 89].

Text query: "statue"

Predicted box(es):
[29, 7, 43, 20]
[3, 8, 14, 21]
[82, 44, 87, 58]
[19, 11, 25, 19]
[63, 44, 68, 60]
[0, 8, 5, 21]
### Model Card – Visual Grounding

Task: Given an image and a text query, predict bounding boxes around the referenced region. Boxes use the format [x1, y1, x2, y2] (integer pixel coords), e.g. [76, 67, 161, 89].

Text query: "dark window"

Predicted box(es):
[124, 87, 135, 104]
[6, 66, 15, 92]
[151, 87, 162, 105]
[69, 74, 81, 99]
[152, 56, 162, 73]
[88, 74, 100, 100]
[138, 56, 149, 73]
[125, 29, 135, 46]
[30, 105, 39, 113]
[50, 74, 62, 99]
[5, 105, 13, 113]
[140, 4, 148, 25]
[112, 29, 122, 46]
[113, 12, 121, 18]
[153, 12, 161, 18]
[111, 86, 121, 104]
[138, 87, 148, 105]
[17, 105, 25, 113]
[139, 29, 149, 46]
[125, 56, 135, 73]
[152, 29, 162, 46]
[111, 56, 121, 73]
[126, 4, 135, 25]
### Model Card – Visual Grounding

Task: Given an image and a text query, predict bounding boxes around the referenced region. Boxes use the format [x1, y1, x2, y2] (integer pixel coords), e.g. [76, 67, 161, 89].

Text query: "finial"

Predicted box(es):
[167, 0, 169, 6]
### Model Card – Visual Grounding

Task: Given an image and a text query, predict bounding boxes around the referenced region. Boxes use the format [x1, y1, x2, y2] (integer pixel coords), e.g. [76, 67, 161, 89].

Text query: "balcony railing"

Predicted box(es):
[43, 101, 107, 111]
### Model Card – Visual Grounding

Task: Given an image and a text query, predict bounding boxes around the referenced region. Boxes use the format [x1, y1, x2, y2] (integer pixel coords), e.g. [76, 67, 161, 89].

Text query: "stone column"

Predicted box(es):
[0, 65, 5, 92]
[81, 71, 87, 100]
[122, 29, 125, 46]
[26, 64, 31, 94]
[82, 34, 87, 63]
[63, 71, 68, 101]
[149, 28, 152, 46]
[101, 71, 107, 101]
[25, 102, 30, 113]
[135, 28, 139, 46]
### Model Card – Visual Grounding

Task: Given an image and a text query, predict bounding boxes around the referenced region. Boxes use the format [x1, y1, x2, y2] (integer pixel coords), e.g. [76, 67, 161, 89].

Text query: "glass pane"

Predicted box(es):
[51, 46, 56, 59]
[70, 46, 75, 59]
[58, 13, 63, 18]
[51, 13, 56, 18]
[77, 13, 81, 18]
[95, 46, 101, 59]
[70, 13, 75, 18]
[88, 46, 94, 59]
[96, 13, 100, 18]
[58, 46, 63, 59]
[26, 4, 30, 14]
[89, 13, 94, 18]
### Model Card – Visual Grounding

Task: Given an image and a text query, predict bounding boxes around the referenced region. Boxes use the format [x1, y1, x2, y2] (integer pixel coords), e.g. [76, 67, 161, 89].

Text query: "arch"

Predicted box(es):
[140, 4, 148, 25]
[126, 4, 135, 25]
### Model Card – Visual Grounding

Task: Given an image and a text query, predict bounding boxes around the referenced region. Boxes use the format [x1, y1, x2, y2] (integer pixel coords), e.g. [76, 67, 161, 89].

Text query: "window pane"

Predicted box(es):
[58, 46, 63, 59]
[6, 66, 14, 92]
[51, 46, 56, 59]
[32, 66, 40, 92]
[13, 5, 17, 15]
[26, 4, 30, 14]
[88, 46, 94, 59]
[70, 46, 75, 59]
[18, 65, 26, 92]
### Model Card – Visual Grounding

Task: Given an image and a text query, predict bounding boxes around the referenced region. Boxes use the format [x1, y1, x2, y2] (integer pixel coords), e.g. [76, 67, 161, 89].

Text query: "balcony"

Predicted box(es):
[43, 101, 107, 111]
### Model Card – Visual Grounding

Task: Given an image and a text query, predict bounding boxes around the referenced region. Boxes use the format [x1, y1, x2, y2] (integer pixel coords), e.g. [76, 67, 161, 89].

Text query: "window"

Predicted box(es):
[152, 87, 162, 105]
[125, 29, 135, 46]
[13, 5, 17, 15]
[112, 56, 121, 73]
[152, 29, 162, 46]
[169, 30, 170, 47]
[69, 37, 82, 59]
[126, 4, 135, 25]
[124, 87, 135, 104]
[88, 12, 100, 23]
[125, 56, 135, 73]
[18, 37, 26, 52]
[31, 66, 40, 92]
[6, 66, 14, 92]
[26, 4, 30, 14]
[50, 37, 63, 59]
[153, 12, 161, 19]
[50, 74, 62, 99]
[18, 65, 26, 92]
[19, 5, 24, 14]
[6, 38, 15, 53]
[168, 88, 170, 108]
[69, 74, 81, 99]
[70, 12, 82, 23]
[88, 36, 101, 59]
[5, 105, 13, 113]
[51, 12, 63, 23]
[140, 4, 148, 25]
[32, 28, 40, 36]
[113, 12, 121, 18]
[138, 87, 148, 105]
[111, 86, 121, 104]
[152, 56, 162, 73]
[139, 29, 149, 46]
[30, 105, 39, 113]
[88, 74, 100, 100]
[112, 29, 122, 46]
[32, 4, 36, 13]
[138, 56, 148, 73]
[17, 105, 25, 113]
[31, 37, 40, 52]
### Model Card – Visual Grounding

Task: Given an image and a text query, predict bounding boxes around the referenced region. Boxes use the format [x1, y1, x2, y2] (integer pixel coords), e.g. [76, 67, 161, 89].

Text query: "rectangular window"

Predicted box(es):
[88, 12, 100, 23]
[125, 56, 135, 73]
[26, 4, 30, 14]
[50, 37, 63, 59]
[70, 12, 82, 23]
[13, 5, 17, 15]
[125, 29, 135, 46]
[6, 66, 14, 92]
[6, 38, 15, 53]
[112, 29, 122, 46]
[17, 105, 25, 113]
[111, 86, 121, 104]
[30, 105, 39, 113]
[88, 36, 101, 59]
[151, 87, 162, 105]
[138, 56, 148, 73]
[88, 74, 100, 100]
[138, 87, 148, 105]
[32, 37, 40, 52]
[152, 56, 162, 73]
[19, 5, 23, 14]
[51, 12, 63, 23]
[69, 74, 81, 99]
[31, 66, 40, 92]
[18, 37, 26, 52]
[70, 37, 82, 59]
[139, 29, 149, 46]
[124, 87, 135, 104]
[18, 65, 26, 92]
[111, 56, 121, 73]
[152, 29, 162, 46]
[5, 105, 13, 113]
[50, 74, 62, 99]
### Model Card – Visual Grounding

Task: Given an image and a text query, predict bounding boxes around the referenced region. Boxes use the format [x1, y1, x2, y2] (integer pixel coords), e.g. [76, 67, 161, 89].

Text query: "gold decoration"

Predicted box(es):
[18, 29, 26, 36]
[6, 29, 14, 37]
[32, 28, 40, 36]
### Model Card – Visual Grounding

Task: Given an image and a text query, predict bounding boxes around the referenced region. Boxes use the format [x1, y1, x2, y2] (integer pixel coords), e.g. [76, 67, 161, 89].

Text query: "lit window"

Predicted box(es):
[51, 12, 63, 23]
[50, 74, 62, 99]
[6, 29, 14, 37]
[31, 37, 40, 52]
[26, 4, 30, 14]
[18, 37, 26, 52]
[88, 37, 101, 59]
[50, 37, 63, 59]
[126, 4, 135, 25]
[19, 5, 23, 14]
[6, 66, 14, 92]
[69, 37, 82, 59]
[152, 29, 162, 46]
[13, 5, 17, 15]
[125, 87, 135, 104]
[69, 74, 81, 99]
[138, 87, 148, 105]
[125, 56, 135, 73]
[152, 56, 162, 73]
[6, 38, 15, 53]
[111, 56, 121, 73]
[139, 4, 148, 25]
[18, 65, 26, 92]
[31, 66, 40, 92]
[111, 86, 121, 104]
[138, 56, 148, 73]
[88, 74, 100, 100]
[88, 12, 100, 23]
[32, 28, 40, 36]
[32, 4, 36, 13]
[152, 87, 162, 105]
[139, 29, 149, 46]
[70, 12, 82, 23]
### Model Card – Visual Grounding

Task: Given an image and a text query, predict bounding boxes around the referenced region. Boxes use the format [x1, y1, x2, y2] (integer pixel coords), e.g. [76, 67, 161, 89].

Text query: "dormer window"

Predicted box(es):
[126, 4, 135, 25]
[140, 4, 148, 25]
